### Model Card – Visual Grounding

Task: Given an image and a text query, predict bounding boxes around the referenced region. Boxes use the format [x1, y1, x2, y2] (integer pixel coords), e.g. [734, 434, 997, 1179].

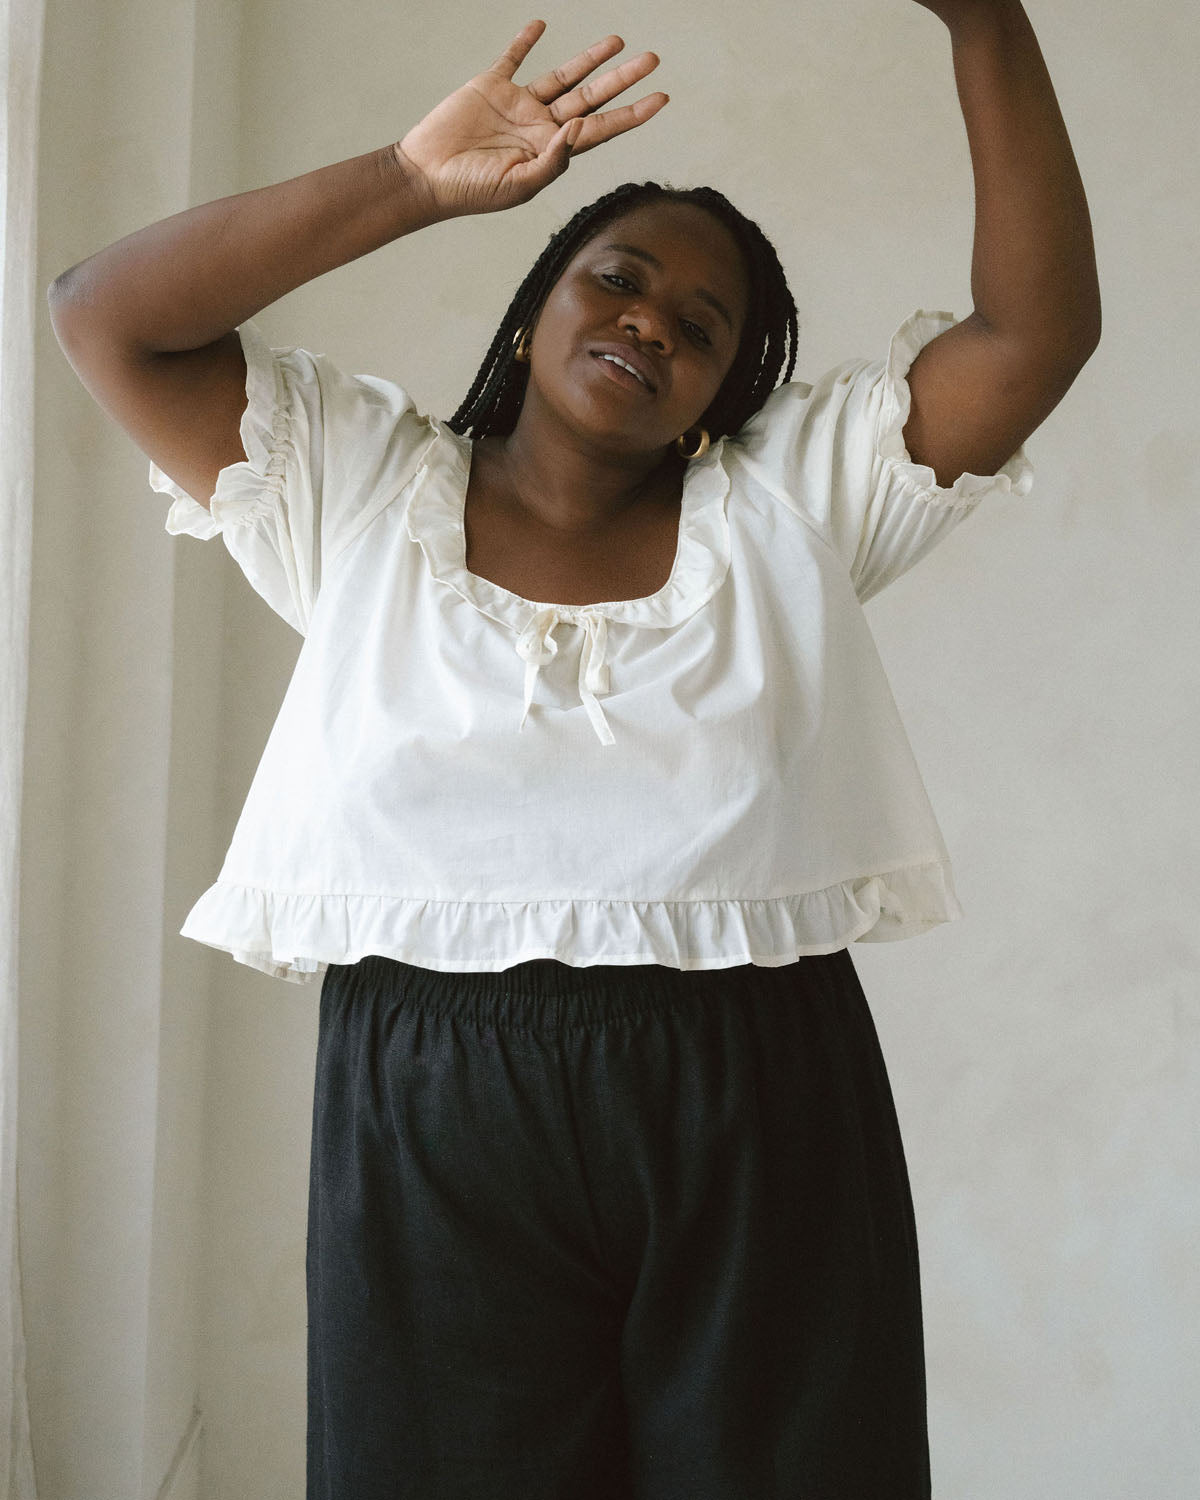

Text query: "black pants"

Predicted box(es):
[307, 951, 930, 1499]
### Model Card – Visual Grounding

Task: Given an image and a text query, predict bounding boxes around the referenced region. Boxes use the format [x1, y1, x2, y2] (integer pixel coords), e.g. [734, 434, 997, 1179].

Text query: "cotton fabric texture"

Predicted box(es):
[151, 310, 1033, 983]
[307, 950, 931, 1499]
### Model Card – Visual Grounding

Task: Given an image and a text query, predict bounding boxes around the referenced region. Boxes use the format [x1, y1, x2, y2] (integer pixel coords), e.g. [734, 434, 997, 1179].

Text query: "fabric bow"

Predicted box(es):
[514, 606, 616, 746]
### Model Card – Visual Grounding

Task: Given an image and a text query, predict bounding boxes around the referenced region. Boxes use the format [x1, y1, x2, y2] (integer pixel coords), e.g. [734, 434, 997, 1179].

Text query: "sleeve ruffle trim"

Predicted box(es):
[152, 319, 293, 538]
[875, 308, 1036, 509]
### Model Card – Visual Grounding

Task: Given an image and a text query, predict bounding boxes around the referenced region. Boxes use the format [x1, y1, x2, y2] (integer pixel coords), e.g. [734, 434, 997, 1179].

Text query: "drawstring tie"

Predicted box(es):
[515, 606, 616, 746]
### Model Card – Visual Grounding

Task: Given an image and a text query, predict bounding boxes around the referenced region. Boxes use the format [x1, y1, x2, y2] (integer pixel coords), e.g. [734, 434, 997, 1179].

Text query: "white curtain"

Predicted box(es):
[0, 0, 43, 1491]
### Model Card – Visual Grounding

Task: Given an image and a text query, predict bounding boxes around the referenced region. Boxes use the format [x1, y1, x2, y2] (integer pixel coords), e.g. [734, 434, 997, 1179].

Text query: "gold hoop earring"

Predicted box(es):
[513, 326, 532, 363]
[675, 426, 710, 461]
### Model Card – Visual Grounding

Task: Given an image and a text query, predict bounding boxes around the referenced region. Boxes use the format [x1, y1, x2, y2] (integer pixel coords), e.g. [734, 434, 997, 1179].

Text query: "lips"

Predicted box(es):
[589, 342, 659, 394]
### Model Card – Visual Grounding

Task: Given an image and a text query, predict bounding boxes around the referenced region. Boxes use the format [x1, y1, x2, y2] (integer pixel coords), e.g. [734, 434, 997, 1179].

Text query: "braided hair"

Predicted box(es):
[448, 181, 799, 444]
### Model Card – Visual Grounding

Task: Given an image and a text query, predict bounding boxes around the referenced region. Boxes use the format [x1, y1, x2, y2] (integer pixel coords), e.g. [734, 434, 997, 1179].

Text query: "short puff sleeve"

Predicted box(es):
[151, 319, 438, 634]
[729, 309, 1035, 603]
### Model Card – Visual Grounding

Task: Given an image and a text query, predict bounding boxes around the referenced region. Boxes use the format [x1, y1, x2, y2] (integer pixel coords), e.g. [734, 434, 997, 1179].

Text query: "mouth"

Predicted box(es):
[589, 346, 658, 395]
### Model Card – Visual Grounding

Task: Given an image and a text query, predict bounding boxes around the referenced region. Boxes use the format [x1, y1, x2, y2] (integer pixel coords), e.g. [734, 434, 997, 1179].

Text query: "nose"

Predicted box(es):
[621, 301, 673, 352]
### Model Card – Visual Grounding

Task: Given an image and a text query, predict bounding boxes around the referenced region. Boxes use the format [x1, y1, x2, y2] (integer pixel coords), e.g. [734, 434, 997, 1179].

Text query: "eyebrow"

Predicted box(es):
[599, 242, 737, 334]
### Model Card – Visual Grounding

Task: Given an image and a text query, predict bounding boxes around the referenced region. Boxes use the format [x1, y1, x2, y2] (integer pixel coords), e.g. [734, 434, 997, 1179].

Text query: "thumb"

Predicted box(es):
[545, 116, 584, 175]
[502, 118, 583, 207]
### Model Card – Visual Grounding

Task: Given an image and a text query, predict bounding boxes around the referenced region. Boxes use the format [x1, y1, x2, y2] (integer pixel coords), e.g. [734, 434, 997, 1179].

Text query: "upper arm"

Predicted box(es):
[47, 292, 250, 512]
[901, 310, 1099, 488]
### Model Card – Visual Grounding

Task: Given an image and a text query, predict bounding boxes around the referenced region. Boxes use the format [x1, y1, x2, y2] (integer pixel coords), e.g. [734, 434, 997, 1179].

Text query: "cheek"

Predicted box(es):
[537, 278, 593, 336]
[705, 346, 742, 405]
[687, 352, 733, 410]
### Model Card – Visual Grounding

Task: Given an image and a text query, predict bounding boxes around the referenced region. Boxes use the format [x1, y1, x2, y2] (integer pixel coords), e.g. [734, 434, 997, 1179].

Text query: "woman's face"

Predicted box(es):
[522, 200, 751, 455]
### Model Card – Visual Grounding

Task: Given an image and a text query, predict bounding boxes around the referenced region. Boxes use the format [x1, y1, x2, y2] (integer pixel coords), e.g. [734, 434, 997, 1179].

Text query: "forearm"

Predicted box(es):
[939, 0, 1101, 355]
[47, 145, 445, 355]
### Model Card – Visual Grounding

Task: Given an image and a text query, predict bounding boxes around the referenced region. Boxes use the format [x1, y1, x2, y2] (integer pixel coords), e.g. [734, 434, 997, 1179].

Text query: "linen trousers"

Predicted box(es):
[307, 950, 930, 1499]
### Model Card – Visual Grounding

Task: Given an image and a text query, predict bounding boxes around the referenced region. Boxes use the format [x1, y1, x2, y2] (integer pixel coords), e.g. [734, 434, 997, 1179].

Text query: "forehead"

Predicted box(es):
[574, 200, 750, 314]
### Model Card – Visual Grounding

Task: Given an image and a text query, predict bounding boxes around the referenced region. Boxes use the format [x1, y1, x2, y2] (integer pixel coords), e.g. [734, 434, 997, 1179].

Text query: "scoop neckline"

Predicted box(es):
[403, 420, 734, 631]
[469, 440, 711, 614]
[436, 422, 730, 617]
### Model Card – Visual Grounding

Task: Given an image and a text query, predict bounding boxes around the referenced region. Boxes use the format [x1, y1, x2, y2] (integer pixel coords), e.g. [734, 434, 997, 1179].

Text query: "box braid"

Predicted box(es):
[448, 181, 799, 444]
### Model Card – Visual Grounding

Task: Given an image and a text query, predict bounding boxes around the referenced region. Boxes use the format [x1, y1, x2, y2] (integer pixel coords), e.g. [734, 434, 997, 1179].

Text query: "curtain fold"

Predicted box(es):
[0, 0, 45, 1492]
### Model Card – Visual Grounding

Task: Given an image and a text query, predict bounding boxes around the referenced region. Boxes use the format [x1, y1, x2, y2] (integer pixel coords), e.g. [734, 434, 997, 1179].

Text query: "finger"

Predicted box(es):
[566, 92, 669, 155]
[542, 117, 586, 173]
[523, 33, 626, 104]
[545, 50, 661, 125]
[504, 116, 583, 200]
[489, 18, 548, 81]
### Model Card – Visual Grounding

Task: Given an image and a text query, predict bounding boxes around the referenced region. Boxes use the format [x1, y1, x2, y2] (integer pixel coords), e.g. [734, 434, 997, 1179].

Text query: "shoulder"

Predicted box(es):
[726, 360, 873, 475]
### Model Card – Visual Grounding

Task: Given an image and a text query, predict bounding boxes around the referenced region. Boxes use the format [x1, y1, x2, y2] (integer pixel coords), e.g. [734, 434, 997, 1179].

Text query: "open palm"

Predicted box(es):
[395, 20, 668, 217]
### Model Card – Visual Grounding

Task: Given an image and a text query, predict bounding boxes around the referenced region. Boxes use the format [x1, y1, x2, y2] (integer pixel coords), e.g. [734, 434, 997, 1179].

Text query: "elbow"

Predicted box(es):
[1047, 305, 1103, 370]
[47, 265, 82, 305]
[1071, 281, 1104, 361]
[1036, 314, 1101, 378]
[1072, 305, 1102, 363]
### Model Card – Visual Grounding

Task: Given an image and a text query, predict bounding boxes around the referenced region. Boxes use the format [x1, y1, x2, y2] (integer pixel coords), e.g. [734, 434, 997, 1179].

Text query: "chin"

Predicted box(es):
[557, 396, 666, 453]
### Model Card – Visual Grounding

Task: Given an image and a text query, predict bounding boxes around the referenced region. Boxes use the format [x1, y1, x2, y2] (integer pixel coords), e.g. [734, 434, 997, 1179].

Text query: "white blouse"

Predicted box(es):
[151, 310, 1033, 984]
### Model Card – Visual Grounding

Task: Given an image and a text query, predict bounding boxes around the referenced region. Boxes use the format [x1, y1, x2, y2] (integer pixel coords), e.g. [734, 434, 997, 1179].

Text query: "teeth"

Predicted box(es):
[599, 352, 649, 387]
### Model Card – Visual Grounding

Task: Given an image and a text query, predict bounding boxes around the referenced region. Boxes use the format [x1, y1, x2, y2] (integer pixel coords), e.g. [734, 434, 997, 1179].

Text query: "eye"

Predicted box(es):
[600, 274, 713, 346]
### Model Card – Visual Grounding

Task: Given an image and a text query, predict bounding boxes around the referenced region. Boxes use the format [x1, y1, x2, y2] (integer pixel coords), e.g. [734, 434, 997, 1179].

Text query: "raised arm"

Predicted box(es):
[45, 21, 666, 509]
[47, 20, 667, 355]
[900, 0, 1101, 487]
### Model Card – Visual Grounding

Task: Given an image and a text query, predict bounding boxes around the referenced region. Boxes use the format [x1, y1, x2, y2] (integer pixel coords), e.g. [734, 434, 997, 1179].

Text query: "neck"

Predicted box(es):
[484, 396, 684, 536]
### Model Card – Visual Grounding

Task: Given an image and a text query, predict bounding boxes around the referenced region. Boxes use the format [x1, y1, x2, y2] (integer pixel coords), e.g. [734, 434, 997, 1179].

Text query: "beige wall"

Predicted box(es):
[29, 0, 237, 1494]
[29, 0, 1198, 1495]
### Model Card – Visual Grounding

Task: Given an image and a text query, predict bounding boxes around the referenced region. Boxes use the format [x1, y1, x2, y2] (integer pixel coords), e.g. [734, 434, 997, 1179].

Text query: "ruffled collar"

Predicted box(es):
[403, 421, 734, 746]
[404, 421, 733, 630]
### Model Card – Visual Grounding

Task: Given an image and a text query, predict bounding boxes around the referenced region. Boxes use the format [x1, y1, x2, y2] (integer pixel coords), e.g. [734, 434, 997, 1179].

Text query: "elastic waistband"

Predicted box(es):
[324, 953, 848, 1031]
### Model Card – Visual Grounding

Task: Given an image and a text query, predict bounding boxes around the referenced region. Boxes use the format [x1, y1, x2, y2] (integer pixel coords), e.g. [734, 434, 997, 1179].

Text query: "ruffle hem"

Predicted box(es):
[179, 860, 963, 984]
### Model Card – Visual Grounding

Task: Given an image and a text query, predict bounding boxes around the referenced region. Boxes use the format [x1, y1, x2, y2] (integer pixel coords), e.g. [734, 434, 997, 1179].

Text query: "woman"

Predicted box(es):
[48, 7, 1100, 1496]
